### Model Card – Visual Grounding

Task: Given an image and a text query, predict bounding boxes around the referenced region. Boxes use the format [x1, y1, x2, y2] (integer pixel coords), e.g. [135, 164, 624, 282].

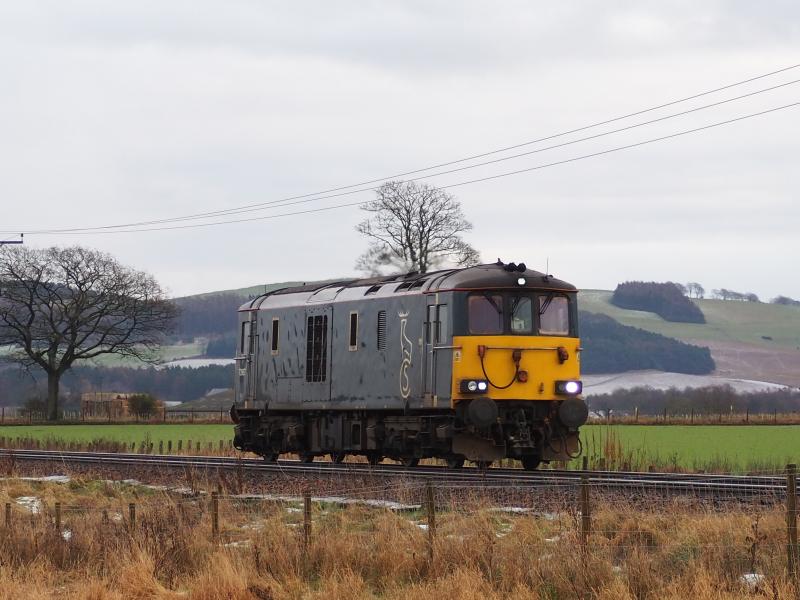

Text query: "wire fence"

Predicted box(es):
[1, 465, 798, 593]
[0, 407, 231, 424]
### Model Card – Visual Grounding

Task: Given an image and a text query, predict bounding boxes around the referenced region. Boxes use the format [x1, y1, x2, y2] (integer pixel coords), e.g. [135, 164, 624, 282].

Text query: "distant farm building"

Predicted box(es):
[80, 392, 163, 419]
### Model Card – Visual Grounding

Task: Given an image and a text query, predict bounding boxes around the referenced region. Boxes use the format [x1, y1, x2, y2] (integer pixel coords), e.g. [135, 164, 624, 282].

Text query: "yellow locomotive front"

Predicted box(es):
[444, 279, 587, 468]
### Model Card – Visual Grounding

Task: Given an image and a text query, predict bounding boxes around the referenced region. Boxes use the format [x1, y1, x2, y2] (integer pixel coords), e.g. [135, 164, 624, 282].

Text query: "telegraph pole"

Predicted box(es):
[0, 234, 23, 246]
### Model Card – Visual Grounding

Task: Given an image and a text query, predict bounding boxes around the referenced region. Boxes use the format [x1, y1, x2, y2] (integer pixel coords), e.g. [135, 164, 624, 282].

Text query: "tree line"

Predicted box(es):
[0, 364, 233, 409]
[588, 385, 800, 416]
[578, 312, 714, 375]
[611, 282, 706, 323]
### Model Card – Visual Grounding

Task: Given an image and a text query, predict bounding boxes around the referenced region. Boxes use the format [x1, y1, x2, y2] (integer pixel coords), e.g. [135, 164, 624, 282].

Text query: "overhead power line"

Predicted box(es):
[24, 100, 799, 235]
[3, 63, 799, 235]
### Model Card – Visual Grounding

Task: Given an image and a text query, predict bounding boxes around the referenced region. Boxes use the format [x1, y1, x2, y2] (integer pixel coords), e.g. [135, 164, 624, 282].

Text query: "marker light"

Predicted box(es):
[555, 380, 583, 395]
[460, 379, 490, 394]
[517, 277, 526, 286]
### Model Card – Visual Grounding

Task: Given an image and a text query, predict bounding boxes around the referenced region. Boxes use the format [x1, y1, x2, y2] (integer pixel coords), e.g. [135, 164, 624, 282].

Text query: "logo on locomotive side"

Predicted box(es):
[399, 311, 413, 398]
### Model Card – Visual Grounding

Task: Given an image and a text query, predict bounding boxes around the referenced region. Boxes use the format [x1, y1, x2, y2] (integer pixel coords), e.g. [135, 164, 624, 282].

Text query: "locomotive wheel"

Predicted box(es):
[330, 452, 345, 464]
[474, 460, 492, 470]
[401, 456, 419, 468]
[446, 456, 465, 469]
[521, 455, 541, 471]
[367, 454, 382, 466]
[262, 451, 278, 463]
[299, 452, 315, 463]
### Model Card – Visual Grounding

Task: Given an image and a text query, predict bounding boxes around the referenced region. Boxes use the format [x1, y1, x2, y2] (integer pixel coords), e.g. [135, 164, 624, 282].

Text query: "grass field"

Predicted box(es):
[579, 289, 800, 349]
[0, 424, 233, 445]
[580, 424, 800, 472]
[1, 423, 799, 472]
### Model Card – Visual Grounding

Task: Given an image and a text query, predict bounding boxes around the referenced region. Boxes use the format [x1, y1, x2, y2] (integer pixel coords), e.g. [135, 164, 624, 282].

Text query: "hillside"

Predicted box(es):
[579, 290, 800, 386]
[177, 279, 337, 301]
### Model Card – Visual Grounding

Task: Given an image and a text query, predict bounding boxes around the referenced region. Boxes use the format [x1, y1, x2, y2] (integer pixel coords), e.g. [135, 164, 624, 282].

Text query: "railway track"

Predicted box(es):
[0, 448, 792, 498]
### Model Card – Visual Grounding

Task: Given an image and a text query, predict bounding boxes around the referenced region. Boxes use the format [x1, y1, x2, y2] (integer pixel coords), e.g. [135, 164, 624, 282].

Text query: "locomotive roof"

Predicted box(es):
[239, 262, 576, 311]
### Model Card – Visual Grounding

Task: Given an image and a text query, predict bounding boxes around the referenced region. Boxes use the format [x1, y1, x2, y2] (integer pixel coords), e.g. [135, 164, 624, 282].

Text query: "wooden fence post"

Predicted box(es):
[788, 463, 798, 579]
[425, 481, 436, 561]
[580, 475, 591, 547]
[303, 489, 312, 552]
[158, 440, 164, 454]
[55, 502, 61, 531]
[129, 503, 136, 531]
[211, 492, 219, 539]
[4, 503, 10, 528]
[634, 406, 638, 423]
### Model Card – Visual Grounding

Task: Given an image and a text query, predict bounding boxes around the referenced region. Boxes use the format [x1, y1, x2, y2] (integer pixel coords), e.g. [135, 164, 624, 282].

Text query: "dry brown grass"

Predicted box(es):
[0, 478, 798, 599]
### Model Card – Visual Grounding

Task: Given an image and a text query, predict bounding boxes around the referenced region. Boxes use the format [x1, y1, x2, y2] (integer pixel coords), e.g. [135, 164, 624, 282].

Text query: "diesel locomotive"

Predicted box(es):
[231, 261, 588, 469]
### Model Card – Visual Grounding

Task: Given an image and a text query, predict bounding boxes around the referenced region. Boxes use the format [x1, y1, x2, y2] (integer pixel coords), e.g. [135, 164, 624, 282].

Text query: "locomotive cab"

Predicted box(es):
[445, 286, 586, 466]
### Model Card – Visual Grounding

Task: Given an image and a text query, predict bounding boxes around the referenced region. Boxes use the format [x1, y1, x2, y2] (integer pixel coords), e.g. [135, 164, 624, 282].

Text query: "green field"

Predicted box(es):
[1, 423, 799, 472]
[580, 424, 800, 471]
[579, 289, 800, 349]
[0, 424, 233, 445]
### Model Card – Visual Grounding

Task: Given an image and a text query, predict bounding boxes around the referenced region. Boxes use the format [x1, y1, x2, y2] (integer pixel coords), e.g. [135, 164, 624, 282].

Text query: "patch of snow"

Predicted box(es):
[61, 529, 72, 542]
[740, 573, 764, 589]
[534, 512, 560, 521]
[234, 493, 420, 512]
[15, 496, 42, 514]
[108, 479, 197, 496]
[544, 536, 561, 543]
[490, 506, 533, 514]
[20, 475, 71, 484]
[224, 539, 251, 548]
[583, 371, 789, 396]
[160, 358, 235, 369]
[416, 523, 429, 531]
[286, 507, 302, 513]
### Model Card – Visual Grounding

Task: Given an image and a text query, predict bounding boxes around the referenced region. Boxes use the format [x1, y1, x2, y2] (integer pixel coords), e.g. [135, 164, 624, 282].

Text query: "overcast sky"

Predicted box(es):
[1, 1, 798, 300]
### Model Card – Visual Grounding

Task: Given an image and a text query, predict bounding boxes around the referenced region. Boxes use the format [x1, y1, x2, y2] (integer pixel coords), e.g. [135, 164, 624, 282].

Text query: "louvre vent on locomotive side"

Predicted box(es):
[231, 261, 588, 469]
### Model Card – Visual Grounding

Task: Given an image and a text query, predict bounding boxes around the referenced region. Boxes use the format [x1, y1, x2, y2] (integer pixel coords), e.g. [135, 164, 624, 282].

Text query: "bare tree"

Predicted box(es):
[0, 246, 177, 420]
[355, 180, 480, 275]
[686, 282, 705, 299]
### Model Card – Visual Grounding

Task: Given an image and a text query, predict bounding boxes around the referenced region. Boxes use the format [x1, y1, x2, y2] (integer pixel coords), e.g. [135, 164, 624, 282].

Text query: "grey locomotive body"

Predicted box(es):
[232, 263, 588, 468]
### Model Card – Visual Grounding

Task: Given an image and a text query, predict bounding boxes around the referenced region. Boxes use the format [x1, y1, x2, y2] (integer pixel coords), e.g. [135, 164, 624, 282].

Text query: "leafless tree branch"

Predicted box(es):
[0, 245, 177, 420]
[355, 180, 480, 274]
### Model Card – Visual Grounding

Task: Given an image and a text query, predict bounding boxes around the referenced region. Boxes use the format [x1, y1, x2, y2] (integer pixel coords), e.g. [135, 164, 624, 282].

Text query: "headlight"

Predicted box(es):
[555, 380, 582, 395]
[517, 277, 526, 286]
[460, 379, 489, 394]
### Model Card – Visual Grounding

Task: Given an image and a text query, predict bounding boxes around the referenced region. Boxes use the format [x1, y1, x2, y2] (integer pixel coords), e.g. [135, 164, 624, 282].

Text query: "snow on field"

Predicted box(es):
[160, 358, 235, 368]
[583, 370, 792, 396]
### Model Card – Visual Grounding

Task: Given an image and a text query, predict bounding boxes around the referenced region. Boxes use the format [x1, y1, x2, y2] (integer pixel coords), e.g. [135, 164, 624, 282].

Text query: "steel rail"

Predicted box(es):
[0, 448, 789, 498]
